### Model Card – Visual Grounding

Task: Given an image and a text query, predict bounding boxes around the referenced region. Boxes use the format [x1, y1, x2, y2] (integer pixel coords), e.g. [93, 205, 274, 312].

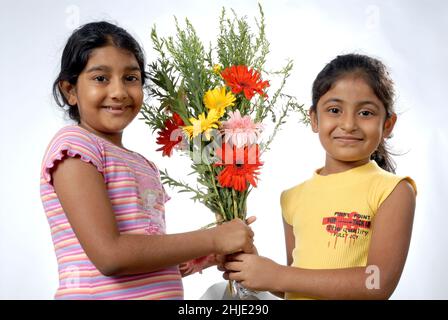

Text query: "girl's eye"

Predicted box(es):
[94, 75, 108, 82]
[359, 110, 374, 117]
[125, 75, 140, 82]
[328, 107, 340, 114]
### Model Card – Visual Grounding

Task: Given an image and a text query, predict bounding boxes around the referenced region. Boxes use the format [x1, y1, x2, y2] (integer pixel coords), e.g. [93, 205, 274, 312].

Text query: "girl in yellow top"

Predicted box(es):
[224, 53, 417, 299]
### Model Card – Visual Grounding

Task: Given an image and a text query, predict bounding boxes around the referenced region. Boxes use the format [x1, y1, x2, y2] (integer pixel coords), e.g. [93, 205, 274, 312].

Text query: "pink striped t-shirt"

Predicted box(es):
[40, 125, 183, 300]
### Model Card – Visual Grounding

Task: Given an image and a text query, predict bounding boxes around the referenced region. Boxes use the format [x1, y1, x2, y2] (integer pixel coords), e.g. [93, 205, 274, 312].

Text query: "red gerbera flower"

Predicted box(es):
[221, 65, 270, 101]
[156, 113, 185, 157]
[214, 143, 263, 192]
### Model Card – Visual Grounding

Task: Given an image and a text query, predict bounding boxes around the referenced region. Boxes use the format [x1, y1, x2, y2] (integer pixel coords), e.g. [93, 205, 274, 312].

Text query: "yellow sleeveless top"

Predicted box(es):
[281, 161, 416, 300]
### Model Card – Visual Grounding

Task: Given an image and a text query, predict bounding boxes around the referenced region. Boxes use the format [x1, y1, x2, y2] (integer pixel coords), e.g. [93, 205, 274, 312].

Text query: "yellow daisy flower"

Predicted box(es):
[184, 109, 221, 140]
[203, 87, 235, 118]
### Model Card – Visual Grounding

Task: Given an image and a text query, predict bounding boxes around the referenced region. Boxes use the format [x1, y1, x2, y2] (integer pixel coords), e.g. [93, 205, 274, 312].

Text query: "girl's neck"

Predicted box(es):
[79, 122, 124, 148]
[319, 157, 370, 176]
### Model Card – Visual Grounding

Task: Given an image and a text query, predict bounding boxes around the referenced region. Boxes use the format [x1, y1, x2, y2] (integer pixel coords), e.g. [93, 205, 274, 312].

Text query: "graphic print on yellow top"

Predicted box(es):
[281, 161, 416, 300]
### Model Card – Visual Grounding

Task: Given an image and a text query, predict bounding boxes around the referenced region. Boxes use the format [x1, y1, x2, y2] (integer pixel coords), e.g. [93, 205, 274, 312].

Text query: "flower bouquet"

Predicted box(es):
[141, 4, 307, 298]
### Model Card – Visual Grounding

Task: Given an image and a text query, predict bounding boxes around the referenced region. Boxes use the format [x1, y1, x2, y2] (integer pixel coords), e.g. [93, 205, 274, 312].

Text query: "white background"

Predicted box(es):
[1, 0, 447, 299]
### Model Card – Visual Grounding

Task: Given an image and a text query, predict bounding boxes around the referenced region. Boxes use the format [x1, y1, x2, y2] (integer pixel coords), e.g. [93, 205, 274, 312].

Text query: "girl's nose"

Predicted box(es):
[109, 78, 128, 101]
[339, 113, 357, 132]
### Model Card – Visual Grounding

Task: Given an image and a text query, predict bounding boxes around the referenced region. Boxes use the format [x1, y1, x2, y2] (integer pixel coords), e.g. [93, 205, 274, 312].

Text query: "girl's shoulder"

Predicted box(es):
[280, 179, 310, 208]
[46, 125, 105, 161]
[366, 163, 417, 210]
[281, 170, 318, 198]
[49, 125, 102, 148]
[281, 182, 305, 198]
[369, 163, 417, 195]
[41, 125, 105, 184]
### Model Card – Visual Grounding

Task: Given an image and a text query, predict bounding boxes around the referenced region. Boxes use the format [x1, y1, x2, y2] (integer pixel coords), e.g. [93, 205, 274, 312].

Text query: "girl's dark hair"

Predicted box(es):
[52, 21, 147, 124]
[310, 53, 396, 173]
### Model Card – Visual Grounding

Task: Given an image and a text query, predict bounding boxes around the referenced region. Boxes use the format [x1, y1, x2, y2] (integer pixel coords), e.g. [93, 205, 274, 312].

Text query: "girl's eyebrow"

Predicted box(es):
[85, 65, 141, 73]
[125, 65, 141, 72]
[85, 65, 111, 73]
[322, 98, 343, 105]
[322, 98, 380, 110]
[357, 100, 380, 109]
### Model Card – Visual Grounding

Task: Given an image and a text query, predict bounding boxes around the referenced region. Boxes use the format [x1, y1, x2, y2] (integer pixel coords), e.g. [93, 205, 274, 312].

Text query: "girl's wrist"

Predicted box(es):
[203, 227, 219, 254]
[272, 264, 291, 293]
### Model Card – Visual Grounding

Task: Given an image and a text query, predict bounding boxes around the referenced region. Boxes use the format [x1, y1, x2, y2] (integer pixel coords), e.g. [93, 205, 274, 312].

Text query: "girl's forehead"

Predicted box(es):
[319, 75, 382, 106]
[85, 45, 139, 69]
[331, 74, 373, 93]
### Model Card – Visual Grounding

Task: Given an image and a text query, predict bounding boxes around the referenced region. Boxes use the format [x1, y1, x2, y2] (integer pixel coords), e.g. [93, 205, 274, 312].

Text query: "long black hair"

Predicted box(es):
[310, 53, 396, 173]
[53, 21, 147, 123]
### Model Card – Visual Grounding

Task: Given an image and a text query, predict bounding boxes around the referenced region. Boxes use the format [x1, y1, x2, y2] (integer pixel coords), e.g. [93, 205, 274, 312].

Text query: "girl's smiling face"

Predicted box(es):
[62, 45, 143, 145]
[311, 74, 396, 173]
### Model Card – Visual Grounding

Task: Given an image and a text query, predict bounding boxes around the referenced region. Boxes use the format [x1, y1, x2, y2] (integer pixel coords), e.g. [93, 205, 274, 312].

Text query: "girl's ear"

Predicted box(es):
[310, 109, 319, 133]
[59, 81, 78, 106]
[383, 113, 397, 139]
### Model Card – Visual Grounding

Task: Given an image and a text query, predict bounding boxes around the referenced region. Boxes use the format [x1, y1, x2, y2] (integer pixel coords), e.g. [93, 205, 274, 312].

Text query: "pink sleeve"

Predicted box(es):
[41, 127, 104, 185]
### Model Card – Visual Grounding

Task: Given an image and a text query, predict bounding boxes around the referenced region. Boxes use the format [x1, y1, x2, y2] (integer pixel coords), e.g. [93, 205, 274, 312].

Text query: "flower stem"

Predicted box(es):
[231, 189, 238, 220]
[207, 164, 227, 220]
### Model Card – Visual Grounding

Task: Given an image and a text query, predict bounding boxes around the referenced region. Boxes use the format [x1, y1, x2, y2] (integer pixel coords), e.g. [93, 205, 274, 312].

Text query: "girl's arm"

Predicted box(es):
[226, 180, 416, 299]
[52, 157, 255, 277]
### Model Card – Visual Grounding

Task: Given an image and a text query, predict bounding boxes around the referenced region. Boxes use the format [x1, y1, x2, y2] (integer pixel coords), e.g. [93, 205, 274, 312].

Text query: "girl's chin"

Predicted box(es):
[102, 115, 138, 128]
[328, 152, 371, 163]
[97, 120, 132, 133]
[334, 157, 371, 165]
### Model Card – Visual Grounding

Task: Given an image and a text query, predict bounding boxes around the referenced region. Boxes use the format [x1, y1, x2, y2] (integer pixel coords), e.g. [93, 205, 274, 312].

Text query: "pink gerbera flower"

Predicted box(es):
[221, 110, 263, 148]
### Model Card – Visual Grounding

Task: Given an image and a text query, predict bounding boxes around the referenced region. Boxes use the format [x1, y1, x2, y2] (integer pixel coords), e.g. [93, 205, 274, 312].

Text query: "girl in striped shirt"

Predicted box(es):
[40, 21, 255, 300]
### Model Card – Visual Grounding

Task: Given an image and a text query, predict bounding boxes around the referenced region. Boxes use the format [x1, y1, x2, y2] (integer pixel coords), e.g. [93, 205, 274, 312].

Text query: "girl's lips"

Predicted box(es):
[102, 106, 130, 115]
[334, 136, 363, 143]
